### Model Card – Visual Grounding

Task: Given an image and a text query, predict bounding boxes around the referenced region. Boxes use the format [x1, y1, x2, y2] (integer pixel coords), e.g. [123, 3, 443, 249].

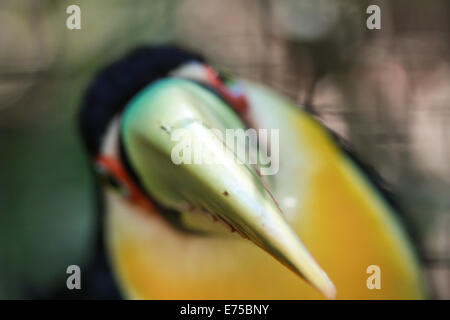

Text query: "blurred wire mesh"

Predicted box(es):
[0, 0, 449, 299]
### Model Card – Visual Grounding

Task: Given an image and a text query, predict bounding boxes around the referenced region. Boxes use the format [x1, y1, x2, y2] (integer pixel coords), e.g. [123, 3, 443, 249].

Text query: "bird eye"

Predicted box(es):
[217, 69, 234, 84]
[96, 170, 120, 189]
[104, 173, 130, 197]
[106, 175, 120, 189]
[95, 163, 130, 197]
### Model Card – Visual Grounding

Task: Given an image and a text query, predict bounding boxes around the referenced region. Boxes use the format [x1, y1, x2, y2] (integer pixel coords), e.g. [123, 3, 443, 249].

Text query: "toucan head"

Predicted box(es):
[78, 46, 336, 299]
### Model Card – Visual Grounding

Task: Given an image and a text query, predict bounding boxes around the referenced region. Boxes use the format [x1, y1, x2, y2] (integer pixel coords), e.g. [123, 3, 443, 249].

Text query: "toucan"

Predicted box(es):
[78, 46, 426, 299]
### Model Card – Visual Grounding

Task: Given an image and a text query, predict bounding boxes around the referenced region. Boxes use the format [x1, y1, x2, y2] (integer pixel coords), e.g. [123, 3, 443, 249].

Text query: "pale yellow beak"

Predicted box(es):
[121, 78, 336, 299]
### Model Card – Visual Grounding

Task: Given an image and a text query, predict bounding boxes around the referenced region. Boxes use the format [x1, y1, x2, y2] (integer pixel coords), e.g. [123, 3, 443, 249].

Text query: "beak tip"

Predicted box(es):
[324, 282, 337, 300]
[318, 275, 336, 300]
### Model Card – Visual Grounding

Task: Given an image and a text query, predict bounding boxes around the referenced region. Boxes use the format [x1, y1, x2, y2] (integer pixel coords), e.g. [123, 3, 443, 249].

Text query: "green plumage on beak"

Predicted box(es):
[120, 78, 336, 299]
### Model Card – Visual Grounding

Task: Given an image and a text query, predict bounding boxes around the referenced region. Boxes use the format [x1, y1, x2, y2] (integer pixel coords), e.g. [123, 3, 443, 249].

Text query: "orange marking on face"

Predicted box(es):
[204, 65, 248, 116]
[95, 155, 155, 213]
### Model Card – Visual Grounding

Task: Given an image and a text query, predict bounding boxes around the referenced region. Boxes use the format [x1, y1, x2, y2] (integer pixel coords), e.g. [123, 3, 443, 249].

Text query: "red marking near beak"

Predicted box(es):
[95, 155, 154, 213]
[204, 66, 248, 116]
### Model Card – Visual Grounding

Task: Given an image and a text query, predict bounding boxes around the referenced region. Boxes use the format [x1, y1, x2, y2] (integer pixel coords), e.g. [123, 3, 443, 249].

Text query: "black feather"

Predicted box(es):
[78, 45, 204, 156]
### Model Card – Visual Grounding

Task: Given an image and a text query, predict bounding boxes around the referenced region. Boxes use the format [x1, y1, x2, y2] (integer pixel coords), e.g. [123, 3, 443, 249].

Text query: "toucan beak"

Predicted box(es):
[200, 167, 337, 299]
[121, 79, 336, 299]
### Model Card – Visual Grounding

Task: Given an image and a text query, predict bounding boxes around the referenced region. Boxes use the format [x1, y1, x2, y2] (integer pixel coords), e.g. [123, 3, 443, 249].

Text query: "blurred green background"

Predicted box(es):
[0, 0, 449, 299]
